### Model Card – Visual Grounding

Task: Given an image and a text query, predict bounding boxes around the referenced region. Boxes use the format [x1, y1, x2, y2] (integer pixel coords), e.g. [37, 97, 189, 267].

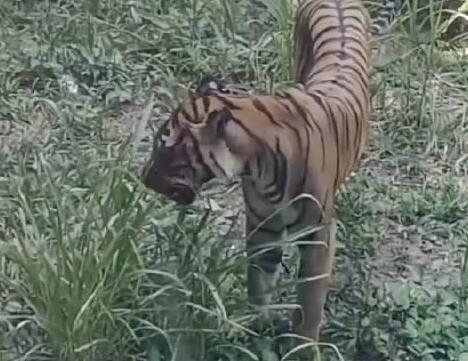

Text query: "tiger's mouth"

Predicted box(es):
[143, 171, 197, 205]
[167, 182, 197, 205]
[140, 160, 199, 205]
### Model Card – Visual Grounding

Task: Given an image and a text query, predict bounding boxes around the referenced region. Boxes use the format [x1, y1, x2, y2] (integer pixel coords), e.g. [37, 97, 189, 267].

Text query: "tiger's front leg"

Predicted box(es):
[246, 225, 283, 331]
[293, 218, 337, 343]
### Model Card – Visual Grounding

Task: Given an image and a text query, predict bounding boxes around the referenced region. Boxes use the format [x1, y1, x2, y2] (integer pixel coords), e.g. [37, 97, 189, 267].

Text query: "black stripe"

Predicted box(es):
[312, 13, 340, 24]
[264, 145, 279, 189]
[276, 97, 293, 113]
[202, 96, 210, 113]
[313, 49, 349, 63]
[252, 98, 283, 127]
[327, 101, 341, 191]
[187, 133, 213, 180]
[336, 104, 350, 154]
[341, 5, 366, 13]
[317, 3, 337, 11]
[244, 190, 267, 222]
[255, 155, 263, 178]
[297, 92, 328, 170]
[281, 92, 317, 132]
[191, 98, 199, 121]
[311, 26, 340, 53]
[263, 137, 287, 204]
[313, 35, 362, 55]
[309, 92, 337, 174]
[331, 78, 365, 119]
[340, 23, 367, 35]
[296, 1, 314, 22]
[313, 88, 361, 156]
[209, 151, 227, 177]
[281, 118, 302, 149]
[342, 13, 367, 28]
[345, 45, 369, 66]
[213, 94, 241, 110]
[307, 63, 338, 79]
[281, 92, 327, 173]
[337, 73, 367, 100]
[181, 109, 194, 123]
[320, 187, 332, 223]
[327, 92, 362, 166]
[308, 63, 368, 92]
[230, 115, 266, 147]
[281, 119, 305, 195]
[295, 117, 311, 195]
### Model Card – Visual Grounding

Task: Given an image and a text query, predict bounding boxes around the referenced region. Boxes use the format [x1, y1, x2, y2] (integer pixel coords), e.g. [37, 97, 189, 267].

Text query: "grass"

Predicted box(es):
[0, 0, 467, 360]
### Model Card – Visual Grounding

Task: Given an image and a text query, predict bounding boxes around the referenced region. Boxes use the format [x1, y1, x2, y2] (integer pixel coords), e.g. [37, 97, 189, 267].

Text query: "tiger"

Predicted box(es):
[141, 0, 404, 347]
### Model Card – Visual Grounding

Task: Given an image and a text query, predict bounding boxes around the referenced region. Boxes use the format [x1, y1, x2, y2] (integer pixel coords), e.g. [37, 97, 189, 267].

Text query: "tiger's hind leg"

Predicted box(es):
[290, 218, 337, 357]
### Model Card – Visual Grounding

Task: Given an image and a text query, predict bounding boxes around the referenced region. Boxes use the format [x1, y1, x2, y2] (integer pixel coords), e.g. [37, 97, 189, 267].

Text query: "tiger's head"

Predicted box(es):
[141, 76, 254, 205]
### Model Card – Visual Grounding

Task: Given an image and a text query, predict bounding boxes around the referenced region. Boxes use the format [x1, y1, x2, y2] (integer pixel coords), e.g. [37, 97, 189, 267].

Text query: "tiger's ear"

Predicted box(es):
[196, 75, 227, 95]
[196, 74, 251, 96]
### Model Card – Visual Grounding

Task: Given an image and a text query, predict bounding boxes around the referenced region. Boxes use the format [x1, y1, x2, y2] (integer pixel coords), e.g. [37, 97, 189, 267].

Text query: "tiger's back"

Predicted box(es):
[294, 0, 372, 187]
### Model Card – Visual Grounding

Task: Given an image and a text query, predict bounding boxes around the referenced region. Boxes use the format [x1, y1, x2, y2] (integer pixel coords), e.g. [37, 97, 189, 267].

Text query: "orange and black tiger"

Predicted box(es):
[142, 0, 403, 346]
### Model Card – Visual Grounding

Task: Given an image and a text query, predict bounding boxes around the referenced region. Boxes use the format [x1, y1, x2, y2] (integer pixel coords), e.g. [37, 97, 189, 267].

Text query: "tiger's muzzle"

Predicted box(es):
[140, 145, 200, 205]
[141, 164, 197, 206]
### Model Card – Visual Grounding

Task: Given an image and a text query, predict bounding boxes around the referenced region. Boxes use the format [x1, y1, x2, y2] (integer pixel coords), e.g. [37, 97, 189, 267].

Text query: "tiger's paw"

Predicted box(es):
[273, 320, 297, 358]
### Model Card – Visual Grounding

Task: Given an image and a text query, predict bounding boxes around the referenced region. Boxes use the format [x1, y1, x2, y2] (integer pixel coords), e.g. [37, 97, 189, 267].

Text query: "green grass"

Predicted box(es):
[1, 0, 467, 360]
